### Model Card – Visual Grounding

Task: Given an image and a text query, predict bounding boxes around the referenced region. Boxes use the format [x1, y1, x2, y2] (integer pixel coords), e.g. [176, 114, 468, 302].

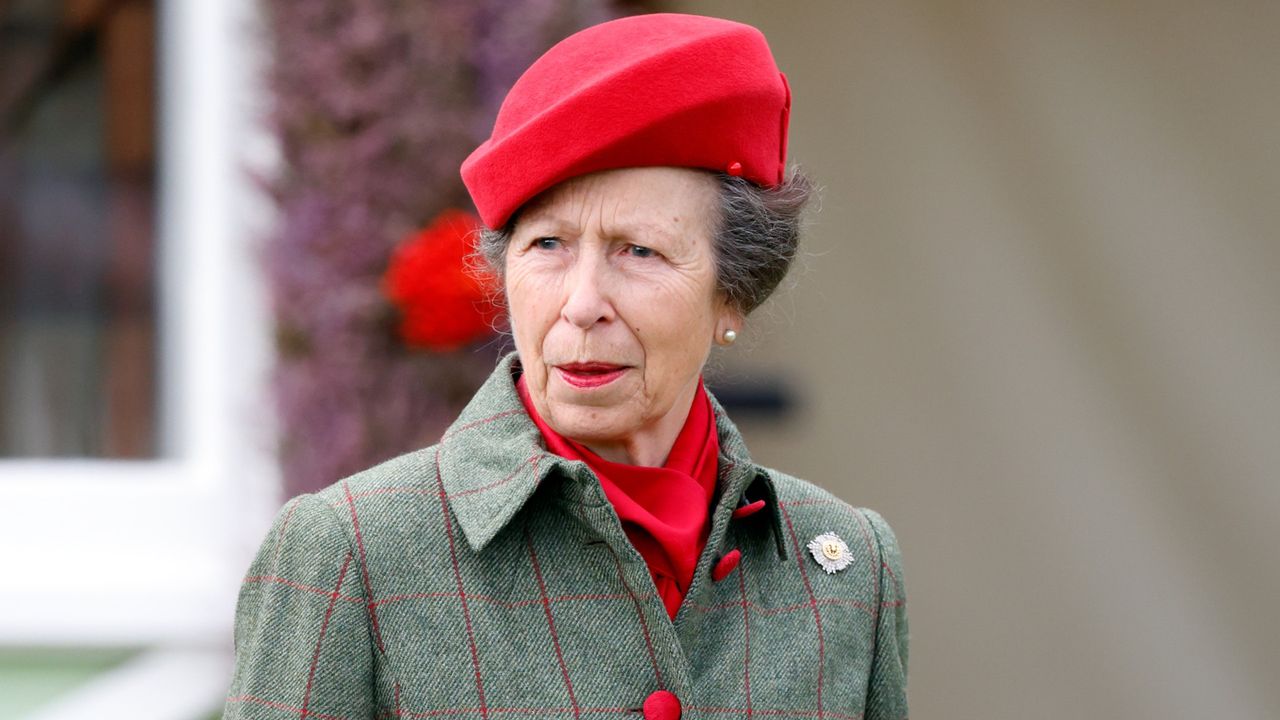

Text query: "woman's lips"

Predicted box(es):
[555, 363, 629, 389]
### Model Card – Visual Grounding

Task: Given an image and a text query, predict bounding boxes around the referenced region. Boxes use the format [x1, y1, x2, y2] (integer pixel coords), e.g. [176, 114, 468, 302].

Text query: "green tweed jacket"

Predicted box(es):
[225, 352, 908, 720]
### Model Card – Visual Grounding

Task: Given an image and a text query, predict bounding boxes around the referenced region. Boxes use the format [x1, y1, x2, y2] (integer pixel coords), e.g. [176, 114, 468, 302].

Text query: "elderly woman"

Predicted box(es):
[226, 12, 907, 720]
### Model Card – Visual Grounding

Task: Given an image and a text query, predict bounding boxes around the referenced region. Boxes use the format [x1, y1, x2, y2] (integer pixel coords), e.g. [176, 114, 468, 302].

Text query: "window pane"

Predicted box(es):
[0, 0, 158, 458]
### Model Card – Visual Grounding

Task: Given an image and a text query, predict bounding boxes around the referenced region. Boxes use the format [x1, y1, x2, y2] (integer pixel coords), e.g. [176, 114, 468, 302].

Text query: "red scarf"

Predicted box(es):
[516, 373, 720, 619]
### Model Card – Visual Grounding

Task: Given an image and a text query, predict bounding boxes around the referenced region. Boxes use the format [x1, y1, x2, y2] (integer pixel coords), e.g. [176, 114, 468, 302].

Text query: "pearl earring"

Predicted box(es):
[722, 329, 737, 345]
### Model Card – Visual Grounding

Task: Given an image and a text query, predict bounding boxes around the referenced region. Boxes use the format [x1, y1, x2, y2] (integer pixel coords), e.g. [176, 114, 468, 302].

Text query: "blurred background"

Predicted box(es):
[1, 0, 1276, 718]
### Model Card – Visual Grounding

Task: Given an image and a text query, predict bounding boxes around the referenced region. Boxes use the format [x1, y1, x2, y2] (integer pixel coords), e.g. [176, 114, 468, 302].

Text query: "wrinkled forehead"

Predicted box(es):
[513, 167, 720, 242]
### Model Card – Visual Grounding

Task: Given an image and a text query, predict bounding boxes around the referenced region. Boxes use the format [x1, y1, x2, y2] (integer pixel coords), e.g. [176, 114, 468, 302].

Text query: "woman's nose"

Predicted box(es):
[560, 258, 615, 329]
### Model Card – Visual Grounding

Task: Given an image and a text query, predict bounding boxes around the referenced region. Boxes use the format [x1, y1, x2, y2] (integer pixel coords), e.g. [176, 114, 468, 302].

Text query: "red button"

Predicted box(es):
[711, 548, 742, 582]
[643, 689, 681, 720]
[732, 499, 766, 520]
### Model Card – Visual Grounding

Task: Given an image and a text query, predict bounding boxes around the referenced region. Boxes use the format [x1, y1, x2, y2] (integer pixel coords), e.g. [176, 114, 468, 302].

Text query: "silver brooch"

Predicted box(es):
[807, 532, 853, 574]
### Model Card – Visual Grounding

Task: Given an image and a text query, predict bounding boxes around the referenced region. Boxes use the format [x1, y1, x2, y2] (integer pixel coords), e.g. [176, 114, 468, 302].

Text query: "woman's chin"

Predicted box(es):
[543, 398, 637, 446]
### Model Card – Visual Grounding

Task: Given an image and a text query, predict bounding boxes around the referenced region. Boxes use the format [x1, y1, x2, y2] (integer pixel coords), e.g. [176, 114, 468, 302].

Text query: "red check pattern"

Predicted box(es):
[225, 353, 907, 720]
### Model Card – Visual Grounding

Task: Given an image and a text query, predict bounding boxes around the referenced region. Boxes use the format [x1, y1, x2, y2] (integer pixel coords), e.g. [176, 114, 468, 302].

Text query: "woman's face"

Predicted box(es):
[505, 166, 737, 461]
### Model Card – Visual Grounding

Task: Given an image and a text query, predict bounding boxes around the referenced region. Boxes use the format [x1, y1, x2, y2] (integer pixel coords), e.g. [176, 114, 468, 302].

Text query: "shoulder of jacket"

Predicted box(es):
[310, 443, 441, 501]
[259, 491, 349, 557]
[758, 465, 901, 560]
[306, 443, 447, 539]
[758, 464, 858, 514]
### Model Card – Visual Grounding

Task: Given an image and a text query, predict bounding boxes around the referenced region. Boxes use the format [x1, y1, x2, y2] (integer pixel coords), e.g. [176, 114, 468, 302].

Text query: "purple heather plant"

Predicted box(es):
[260, 0, 628, 496]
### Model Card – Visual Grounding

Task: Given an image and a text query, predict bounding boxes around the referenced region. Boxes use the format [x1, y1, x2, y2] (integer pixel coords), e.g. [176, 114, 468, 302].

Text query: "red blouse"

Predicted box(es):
[516, 374, 719, 619]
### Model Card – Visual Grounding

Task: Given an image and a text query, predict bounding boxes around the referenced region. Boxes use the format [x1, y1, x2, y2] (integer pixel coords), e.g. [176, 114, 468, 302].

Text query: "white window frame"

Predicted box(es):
[0, 0, 279, 647]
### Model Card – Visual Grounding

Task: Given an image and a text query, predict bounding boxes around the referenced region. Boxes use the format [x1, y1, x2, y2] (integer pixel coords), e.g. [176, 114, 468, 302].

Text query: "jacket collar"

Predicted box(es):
[437, 352, 788, 561]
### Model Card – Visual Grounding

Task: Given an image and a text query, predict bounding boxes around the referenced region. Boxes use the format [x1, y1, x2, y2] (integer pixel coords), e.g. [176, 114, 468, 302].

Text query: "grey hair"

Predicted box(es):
[475, 166, 815, 316]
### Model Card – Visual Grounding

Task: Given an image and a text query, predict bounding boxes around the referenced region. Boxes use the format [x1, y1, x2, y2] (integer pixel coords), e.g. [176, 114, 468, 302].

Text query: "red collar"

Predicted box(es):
[515, 373, 720, 618]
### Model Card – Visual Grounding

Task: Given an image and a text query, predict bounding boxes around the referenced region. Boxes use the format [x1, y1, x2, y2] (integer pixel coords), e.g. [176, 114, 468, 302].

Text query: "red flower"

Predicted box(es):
[383, 209, 502, 351]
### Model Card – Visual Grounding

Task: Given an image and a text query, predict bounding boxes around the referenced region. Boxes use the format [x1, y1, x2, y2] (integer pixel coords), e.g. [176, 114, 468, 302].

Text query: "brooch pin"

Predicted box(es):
[807, 532, 853, 574]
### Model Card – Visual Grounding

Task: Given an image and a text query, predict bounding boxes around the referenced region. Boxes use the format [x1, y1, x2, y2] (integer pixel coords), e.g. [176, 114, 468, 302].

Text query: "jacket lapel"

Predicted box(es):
[436, 353, 564, 553]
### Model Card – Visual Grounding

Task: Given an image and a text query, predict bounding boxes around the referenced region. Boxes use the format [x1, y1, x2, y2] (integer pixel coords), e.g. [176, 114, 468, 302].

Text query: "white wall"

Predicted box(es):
[0, 0, 279, 653]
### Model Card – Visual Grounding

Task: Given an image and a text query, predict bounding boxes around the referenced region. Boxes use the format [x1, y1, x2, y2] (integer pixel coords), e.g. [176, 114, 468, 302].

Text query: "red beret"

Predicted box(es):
[460, 13, 792, 229]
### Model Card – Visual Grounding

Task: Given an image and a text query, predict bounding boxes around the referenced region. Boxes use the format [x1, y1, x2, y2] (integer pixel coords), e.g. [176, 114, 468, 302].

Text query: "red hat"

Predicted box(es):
[460, 13, 791, 229]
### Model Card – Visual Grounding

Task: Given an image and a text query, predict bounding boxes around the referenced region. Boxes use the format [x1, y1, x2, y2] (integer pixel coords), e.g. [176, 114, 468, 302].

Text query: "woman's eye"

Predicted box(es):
[626, 244, 656, 258]
[532, 237, 560, 250]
